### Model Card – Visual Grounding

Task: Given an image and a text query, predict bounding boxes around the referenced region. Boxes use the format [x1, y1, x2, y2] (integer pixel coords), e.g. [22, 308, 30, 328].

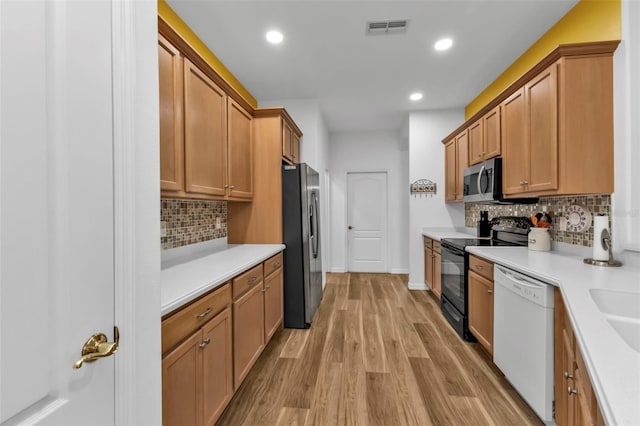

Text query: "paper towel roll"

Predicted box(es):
[593, 215, 609, 261]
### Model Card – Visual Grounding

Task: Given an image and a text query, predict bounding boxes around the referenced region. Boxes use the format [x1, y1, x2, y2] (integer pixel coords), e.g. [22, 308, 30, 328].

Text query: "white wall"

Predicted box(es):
[613, 0, 640, 261]
[328, 131, 409, 273]
[259, 99, 331, 283]
[408, 109, 466, 289]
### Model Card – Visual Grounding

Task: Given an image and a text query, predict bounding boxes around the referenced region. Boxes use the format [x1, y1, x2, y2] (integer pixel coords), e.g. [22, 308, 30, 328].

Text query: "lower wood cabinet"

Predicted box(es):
[263, 262, 283, 343]
[162, 305, 232, 426]
[423, 237, 441, 298]
[555, 288, 605, 426]
[161, 251, 284, 426]
[468, 255, 494, 355]
[233, 280, 265, 388]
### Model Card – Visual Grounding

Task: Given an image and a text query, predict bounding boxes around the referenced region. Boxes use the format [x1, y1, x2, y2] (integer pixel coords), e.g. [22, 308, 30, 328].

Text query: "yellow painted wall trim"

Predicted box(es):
[158, 0, 258, 108]
[466, 0, 620, 118]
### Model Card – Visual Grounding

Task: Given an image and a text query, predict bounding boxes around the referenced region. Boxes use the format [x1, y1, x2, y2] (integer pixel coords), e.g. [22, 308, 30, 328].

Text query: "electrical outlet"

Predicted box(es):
[161, 221, 167, 237]
[559, 217, 568, 232]
[215, 217, 222, 230]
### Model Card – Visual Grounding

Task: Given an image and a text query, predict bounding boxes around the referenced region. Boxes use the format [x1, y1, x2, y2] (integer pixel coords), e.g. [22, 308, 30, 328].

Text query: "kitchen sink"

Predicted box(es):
[590, 289, 640, 353]
[606, 317, 640, 353]
[589, 289, 640, 320]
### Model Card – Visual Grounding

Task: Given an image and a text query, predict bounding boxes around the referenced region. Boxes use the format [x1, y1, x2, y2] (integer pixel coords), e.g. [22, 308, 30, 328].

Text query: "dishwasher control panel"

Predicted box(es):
[494, 265, 554, 307]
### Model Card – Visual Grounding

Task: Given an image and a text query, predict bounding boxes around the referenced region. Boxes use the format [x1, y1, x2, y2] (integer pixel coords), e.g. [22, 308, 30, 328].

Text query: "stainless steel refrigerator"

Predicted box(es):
[282, 163, 323, 329]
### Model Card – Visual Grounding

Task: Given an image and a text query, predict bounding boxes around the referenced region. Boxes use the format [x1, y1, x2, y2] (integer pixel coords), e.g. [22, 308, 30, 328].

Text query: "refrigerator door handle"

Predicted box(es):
[310, 191, 319, 259]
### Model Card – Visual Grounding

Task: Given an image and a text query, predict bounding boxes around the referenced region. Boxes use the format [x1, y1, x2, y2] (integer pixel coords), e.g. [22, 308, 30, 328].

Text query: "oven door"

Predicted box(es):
[440, 242, 466, 314]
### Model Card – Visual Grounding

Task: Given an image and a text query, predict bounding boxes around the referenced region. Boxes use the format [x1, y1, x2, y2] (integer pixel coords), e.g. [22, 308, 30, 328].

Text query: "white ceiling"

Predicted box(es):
[166, 0, 578, 133]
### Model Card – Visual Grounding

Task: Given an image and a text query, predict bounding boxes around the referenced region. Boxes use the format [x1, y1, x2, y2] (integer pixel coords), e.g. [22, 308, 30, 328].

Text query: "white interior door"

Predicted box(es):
[1, 1, 117, 424]
[347, 172, 388, 272]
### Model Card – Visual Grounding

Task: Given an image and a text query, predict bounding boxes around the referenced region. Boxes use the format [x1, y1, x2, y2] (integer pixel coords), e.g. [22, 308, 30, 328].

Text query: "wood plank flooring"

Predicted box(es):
[218, 273, 542, 426]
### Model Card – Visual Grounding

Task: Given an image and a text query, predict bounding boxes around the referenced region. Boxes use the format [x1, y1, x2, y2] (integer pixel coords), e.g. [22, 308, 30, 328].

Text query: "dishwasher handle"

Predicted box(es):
[495, 265, 554, 307]
[495, 265, 544, 289]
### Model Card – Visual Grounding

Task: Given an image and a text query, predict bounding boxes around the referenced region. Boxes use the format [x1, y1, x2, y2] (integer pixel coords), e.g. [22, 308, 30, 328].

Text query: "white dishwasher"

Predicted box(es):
[494, 265, 555, 424]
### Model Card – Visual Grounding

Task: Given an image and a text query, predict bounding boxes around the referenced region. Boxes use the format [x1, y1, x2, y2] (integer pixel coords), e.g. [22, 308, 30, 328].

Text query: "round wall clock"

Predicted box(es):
[565, 204, 592, 232]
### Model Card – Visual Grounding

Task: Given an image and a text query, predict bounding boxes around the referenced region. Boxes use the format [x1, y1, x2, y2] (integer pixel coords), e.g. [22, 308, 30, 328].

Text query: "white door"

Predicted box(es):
[347, 172, 388, 272]
[1, 1, 118, 424]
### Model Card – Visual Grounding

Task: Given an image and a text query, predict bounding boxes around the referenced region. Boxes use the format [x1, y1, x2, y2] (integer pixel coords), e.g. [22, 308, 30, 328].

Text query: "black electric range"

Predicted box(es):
[439, 217, 531, 341]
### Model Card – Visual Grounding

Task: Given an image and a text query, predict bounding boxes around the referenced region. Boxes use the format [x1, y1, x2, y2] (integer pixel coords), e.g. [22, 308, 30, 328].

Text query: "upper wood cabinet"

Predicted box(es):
[184, 58, 228, 198]
[444, 130, 468, 202]
[158, 34, 184, 192]
[282, 119, 301, 164]
[158, 27, 254, 202]
[442, 41, 618, 199]
[227, 98, 253, 200]
[227, 108, 302, 244]
[503, 63, 558, 196]
[467, 120, 483, 166]
[469, 105, 502, 166]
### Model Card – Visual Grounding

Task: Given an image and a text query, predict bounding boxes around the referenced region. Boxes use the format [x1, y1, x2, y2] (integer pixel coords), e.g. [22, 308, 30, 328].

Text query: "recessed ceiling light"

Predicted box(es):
[409, 92, 423, 101]
[266, 30, 283, 44]
[434, 38, 453, 51]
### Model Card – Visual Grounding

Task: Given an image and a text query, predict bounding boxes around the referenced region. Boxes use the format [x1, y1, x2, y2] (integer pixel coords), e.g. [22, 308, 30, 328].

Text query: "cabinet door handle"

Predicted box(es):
[487, 289, 493, 294]
[564, 371, 574, 380]
[273, 262, 281, 268]
[196, 307, 212, 319]
[568, 387, 577, 395]
[475, 265, 484, 270]
[224, 184, 229, 189]
[199, 338, 211, 349]
[230, 185, 235, 189]
[519, 180, 529, 185]
[249, 276, 257, 284]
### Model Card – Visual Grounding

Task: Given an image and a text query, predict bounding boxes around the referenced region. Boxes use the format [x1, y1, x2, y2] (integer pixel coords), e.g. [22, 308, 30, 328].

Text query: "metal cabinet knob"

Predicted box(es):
[568, 387, 577, 395]
[564, 371, 574, 380]
[199, 338, 211, 349]
[487, 289, 493, 294]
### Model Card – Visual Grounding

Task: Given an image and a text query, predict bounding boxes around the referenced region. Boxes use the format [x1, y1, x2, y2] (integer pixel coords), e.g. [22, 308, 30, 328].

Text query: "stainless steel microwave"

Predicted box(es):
[463, 158, 537, 204]
[463, 158, 503, 203]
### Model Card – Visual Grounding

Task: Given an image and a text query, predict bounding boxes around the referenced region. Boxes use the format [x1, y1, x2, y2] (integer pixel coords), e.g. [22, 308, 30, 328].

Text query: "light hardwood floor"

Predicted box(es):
[218, 273, 542, 426]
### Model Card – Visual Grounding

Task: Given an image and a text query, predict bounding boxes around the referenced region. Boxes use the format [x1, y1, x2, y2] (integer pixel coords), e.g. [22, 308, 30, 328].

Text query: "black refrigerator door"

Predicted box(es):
[282, 164, 322, 328]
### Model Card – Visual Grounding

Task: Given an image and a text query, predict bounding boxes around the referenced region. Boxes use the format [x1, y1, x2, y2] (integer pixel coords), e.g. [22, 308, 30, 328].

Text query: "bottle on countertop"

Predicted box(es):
[477, 210, 491, 238]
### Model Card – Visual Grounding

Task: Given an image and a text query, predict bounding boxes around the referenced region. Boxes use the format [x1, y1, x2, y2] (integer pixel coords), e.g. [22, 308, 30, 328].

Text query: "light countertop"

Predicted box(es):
[161, 240, 285, 316]
[422, 227, 475, 241]
[466, 245, 640, 426]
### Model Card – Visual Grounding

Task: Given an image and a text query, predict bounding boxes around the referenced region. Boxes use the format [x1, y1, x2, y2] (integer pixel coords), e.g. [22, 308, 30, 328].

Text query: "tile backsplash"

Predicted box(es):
[465, 194, 611, 247]
[161, 199, 227, 250]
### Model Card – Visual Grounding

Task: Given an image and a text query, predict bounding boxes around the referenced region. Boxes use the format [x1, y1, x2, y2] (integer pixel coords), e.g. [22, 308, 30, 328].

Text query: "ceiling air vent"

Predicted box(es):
[366, 19, 409, 35]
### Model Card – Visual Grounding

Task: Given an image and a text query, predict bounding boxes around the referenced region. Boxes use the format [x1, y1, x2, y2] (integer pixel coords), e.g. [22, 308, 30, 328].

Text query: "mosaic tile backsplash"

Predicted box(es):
[161, 199, 227, 249]
[465, 195, 611, 247]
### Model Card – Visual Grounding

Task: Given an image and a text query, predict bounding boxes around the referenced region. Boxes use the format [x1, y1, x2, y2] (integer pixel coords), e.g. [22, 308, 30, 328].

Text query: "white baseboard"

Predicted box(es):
[408, 282, 429, 291]
[329, 267, 346, 273]
[390, 268, 409, 274]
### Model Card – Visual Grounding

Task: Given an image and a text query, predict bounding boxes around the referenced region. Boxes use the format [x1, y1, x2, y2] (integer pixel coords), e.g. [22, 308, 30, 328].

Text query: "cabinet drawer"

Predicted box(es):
[162, 283, 231, 354]
[263, 252, 283, 277]
[433, 241, 441, 254]
[232, 263, 264, 299]
[423, 236, 433, 250]
[469, 255, 493, 281]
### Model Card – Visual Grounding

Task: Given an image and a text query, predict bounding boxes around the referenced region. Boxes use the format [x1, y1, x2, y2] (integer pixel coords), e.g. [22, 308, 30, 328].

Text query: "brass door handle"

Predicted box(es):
[73, 326, 119, 369]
